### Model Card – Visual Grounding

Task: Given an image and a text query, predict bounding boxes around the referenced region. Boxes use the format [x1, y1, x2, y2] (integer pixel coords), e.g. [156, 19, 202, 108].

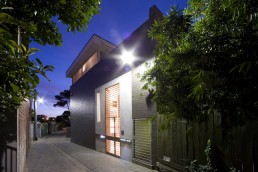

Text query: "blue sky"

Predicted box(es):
[31, 0, 188, 117]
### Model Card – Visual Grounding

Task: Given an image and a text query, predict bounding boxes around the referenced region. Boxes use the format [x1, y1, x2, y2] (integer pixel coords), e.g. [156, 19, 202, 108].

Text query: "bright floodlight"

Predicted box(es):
[37, 97, 44, 104]
[121, 50, 135, 64]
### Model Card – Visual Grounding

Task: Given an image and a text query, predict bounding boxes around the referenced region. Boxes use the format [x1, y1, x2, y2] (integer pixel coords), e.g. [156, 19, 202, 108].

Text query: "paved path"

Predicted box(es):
[26, 131, 156, 172]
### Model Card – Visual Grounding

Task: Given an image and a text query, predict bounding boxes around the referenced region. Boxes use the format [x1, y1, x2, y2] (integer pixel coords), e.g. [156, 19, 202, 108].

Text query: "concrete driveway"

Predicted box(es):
[26, 131, 156, 172]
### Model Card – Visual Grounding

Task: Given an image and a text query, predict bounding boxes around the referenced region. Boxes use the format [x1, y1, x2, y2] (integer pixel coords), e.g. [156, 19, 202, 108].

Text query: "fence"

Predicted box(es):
[1, 100, 30, 172]
[3, 145, 17, 172]
[157, 114, 258, 171]
[17, 100, 30, 172]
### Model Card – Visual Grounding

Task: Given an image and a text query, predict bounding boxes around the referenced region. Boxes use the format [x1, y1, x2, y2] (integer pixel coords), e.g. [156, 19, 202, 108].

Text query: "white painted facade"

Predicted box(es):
[95, 71, 133, 161]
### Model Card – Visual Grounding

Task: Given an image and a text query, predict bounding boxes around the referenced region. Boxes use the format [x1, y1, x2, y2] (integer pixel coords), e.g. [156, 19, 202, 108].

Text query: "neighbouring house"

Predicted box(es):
[66, 5, 162, 169]
[36, 115, 48, 123]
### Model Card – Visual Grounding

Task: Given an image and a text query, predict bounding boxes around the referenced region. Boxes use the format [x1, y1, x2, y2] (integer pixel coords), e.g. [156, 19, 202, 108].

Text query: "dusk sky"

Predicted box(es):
[31, 0, 188, 117]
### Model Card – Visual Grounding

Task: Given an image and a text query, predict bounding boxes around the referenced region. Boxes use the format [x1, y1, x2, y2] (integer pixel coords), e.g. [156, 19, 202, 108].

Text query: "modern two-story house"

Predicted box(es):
[66, 5, 162, 169]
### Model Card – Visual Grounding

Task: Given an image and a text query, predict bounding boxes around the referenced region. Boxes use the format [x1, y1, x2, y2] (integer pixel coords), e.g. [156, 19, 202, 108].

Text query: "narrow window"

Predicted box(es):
[105, 84, 120, 157]
[97, 92, 101, 123]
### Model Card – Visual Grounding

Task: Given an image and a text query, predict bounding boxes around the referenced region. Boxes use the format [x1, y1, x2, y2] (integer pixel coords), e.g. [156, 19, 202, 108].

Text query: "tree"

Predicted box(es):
[1, 0, 100, 119]
[0, 12, 54, 121]
[53, 90, 70, 110]
[0, 12, 54, 170]
[56, 110, 71, 127]
[144, 0, 258, 129]
[0, 1, 100, 168]
[2, 0, 100, 46]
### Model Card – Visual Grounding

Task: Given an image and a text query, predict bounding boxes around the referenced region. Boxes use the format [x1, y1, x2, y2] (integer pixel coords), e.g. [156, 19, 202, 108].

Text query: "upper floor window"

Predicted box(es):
[72, 52, 99, 84]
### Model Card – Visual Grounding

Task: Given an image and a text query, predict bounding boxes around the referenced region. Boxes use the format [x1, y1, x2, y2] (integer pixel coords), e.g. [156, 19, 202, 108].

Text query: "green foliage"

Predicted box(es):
[144, 0, 258, 128]
[0, 10, 54, 121]
[188, 140, 218, 172]
[0, 39, 54, 121]
[1, 0, 100, 46]
[187, 140, 239, 172]
[0, 0, 99, 120]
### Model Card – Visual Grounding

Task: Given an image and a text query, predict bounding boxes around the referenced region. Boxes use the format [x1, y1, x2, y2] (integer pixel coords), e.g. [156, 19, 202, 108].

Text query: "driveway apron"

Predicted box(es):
[26, 131, 156, 172]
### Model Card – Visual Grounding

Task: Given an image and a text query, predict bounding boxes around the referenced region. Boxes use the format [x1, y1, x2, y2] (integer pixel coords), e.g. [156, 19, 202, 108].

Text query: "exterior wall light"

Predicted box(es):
[100, 135, 106, 139]
[121, 50, 135, 64]
[120, 138, 131, 143]
[120, 138, 126, 142]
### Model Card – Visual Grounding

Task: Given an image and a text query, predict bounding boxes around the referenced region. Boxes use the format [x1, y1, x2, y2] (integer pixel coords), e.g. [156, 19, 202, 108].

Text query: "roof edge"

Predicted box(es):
[66, 34, 116, 78]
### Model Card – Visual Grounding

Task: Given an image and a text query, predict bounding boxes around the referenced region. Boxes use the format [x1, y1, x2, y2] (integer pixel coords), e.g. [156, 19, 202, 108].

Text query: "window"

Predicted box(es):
[105, 84, 120, 157]
[72, 68, 82, 84]
[106, 139, 120, 156]
[72, 52, 99, 84]
[97, 92, 101, 123]
[105, 84, 120, 137]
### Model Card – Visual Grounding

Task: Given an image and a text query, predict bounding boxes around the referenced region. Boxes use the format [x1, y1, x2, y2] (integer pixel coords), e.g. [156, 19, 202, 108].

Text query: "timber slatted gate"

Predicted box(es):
[157, 114, 258, 171]
[133, 119, 152, 166]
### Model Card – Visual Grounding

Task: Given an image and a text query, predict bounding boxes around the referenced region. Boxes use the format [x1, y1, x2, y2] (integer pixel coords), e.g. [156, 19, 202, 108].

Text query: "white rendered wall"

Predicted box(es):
[95, 71, 133, 161]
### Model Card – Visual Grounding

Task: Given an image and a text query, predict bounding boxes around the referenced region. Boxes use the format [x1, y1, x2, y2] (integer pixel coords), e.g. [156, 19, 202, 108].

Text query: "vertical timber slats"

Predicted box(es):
[157, 114, 257, 172]
[105, 84, 120, 157]
[133, 119, 152, 165]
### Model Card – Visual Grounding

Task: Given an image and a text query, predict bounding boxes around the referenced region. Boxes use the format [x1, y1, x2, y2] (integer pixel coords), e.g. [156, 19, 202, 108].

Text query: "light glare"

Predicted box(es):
[121, 50, 135, 64]
[37, 97, 44, 104]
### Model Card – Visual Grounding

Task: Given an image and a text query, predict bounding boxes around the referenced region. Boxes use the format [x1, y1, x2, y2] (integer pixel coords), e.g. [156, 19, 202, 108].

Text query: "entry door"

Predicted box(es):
[105, 84, 120, 156]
